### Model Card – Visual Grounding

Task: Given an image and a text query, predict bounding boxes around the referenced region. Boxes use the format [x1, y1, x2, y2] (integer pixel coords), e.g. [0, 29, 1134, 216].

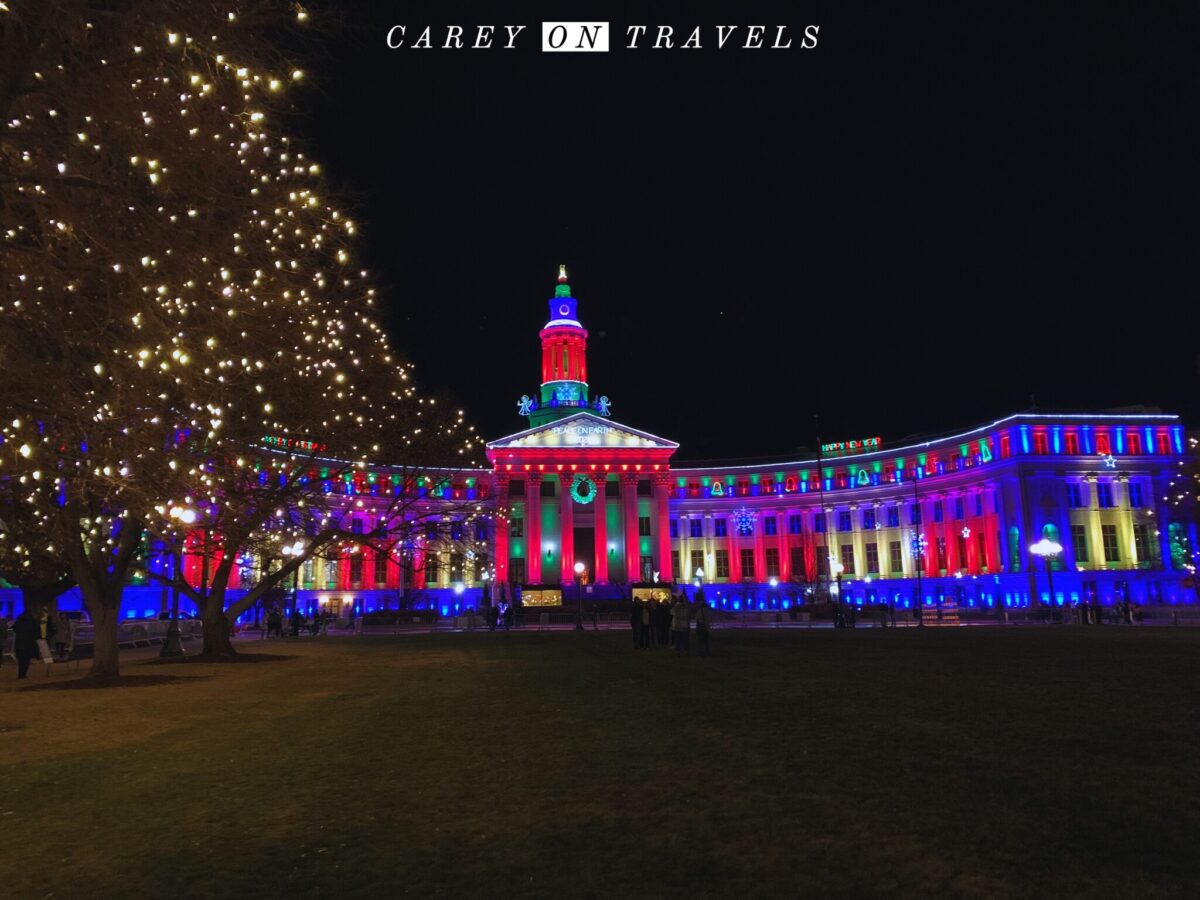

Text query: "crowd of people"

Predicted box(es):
[630, 591, 711, 656]
[0, 608, 76, 679]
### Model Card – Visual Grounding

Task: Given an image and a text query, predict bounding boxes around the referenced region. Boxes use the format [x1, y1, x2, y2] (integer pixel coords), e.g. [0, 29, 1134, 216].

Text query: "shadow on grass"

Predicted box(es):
[142, 652, 298, 665]
[21, 674, 210, 691]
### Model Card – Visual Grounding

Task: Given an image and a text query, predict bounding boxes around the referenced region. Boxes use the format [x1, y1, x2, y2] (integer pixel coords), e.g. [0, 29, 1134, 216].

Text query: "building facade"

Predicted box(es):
[5, 269, 1195, 619]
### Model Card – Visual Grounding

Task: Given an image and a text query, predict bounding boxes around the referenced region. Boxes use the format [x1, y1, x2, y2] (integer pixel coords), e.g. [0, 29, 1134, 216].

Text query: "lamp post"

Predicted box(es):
[281, 539, 305, 624]
[831, 559, 845, 627]
[1029, 538, 1063, 620]
[574, 560, 586, 631]
[160, 504, 197, 658]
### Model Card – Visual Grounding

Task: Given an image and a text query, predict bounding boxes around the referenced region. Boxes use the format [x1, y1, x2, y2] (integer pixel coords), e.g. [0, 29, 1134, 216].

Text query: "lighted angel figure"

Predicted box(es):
[596, 395, 611, 416]
[517, 394, 533, 416]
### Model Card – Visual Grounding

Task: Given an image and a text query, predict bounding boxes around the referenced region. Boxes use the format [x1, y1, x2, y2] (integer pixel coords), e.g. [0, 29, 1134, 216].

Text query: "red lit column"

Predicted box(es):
[753, 512, 766, 582]
[728, 527, 742, 582]
[493, 473, 510, 587]
[621, 473, 640, 583]
[526, 474, 542, 584]
[654, 473, 673, 582]
[593, 475, 609, 583]
[923, 499, 938, 578]
[559, 471, 575, 584]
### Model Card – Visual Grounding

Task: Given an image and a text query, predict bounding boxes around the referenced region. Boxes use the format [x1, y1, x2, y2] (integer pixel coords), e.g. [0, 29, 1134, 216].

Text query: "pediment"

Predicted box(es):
[486, 412, 679, 451]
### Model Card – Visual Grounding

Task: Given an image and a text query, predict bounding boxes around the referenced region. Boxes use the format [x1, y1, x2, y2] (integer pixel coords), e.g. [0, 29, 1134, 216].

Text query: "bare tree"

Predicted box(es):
[0, 2, 479, 675]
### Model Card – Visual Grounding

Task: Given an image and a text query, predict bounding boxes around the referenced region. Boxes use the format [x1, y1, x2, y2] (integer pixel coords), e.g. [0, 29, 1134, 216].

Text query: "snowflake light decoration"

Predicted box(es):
[731, 507, 758, 536]
[909, 529, 927, 557]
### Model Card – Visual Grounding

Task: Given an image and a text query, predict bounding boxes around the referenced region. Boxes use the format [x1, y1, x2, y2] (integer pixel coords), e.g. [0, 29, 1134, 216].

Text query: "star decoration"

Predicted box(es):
[1102, 454, 1117, 469]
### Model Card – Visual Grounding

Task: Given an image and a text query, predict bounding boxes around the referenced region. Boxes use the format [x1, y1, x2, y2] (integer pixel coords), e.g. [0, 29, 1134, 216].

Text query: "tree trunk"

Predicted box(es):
[199, 593, 237, 658]
[84, 595, 121, 680]
[19, 582, 66, 616]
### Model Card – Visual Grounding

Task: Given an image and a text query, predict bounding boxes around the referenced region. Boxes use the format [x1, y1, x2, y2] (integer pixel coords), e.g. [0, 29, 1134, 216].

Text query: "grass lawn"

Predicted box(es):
[2, 626, 1199, 898]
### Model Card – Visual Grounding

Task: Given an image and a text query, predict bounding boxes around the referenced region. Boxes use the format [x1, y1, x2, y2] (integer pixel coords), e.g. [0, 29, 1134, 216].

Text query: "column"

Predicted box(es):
[593, 475, 609, 583]
[559, 471, 575, 583]
[753, 510, 766, 582]
[526, 473, 542, 584]
[654, 473, 673, 582]
[621, 473, 640, 583]
[923, 497, 938, 578]
[780, 511, 792, 582]
[493, 473, 510, 587]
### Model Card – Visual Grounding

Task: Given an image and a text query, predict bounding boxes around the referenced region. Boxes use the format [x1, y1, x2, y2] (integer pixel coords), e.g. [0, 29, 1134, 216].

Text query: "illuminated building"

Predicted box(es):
[3, 268, 1194, 620]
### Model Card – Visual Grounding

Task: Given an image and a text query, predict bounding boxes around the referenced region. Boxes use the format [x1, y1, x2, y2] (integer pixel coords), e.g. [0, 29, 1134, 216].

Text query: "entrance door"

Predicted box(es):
[574, 527, 595, 581]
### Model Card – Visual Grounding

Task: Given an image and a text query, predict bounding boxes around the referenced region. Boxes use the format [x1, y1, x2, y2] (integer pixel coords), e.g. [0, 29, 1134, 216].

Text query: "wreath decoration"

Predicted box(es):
[570, 474, 597, 505]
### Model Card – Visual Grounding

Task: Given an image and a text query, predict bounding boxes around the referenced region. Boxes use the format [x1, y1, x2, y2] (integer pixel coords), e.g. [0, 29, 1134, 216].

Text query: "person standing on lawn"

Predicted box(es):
[694, 599, 711, 657]
[630, 600, 643, 648]
[641, 599, 652, 648]
[13, 608, 39, 679]
[671, 594, 690, 655]
[0, 613, 8, 668]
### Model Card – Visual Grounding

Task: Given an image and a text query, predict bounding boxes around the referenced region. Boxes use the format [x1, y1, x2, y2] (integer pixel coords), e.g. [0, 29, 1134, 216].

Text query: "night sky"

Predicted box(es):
[297, 2, 1198, 461]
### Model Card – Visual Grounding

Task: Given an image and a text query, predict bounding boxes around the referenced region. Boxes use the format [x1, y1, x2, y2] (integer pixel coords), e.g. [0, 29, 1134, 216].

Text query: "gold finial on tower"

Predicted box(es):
[557, 264, 568, 283]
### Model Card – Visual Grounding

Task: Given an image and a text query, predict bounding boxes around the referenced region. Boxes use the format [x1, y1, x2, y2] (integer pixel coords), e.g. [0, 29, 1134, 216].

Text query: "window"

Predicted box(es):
[1128, 483, 1144, 508]
[1000, 433, 1011, 458]
[374, 552, 388, 585]
[302, 558, 314, 585]
[1096, 432, 1111, 455]
[1097, 483, 1115, 508]
[606, 479, 620, 497]
[910, 504, 922, 525]
[1033, 431, 1049, 454]
[1064, 431, 1080, 454]
[1066, 483, 1083, 508]
[690, 549, 705, 578]
[1127, 431, 1142, 454]
[765, 548, 780, 578]
[817, 553, 830, 577]
[865, 542, 879, 573]
[933, 501, 944, 523]
[474, 521, 488, 542]
[976, 532, 987, 569]
[449, 552, 465, 583]
[715, 549, 730, 578]
[1133, 524, 1151, 564]
[450, 522, 465, 542]
[954, 498, 964, 520]
[936, 537, 947, 570]
[887, 505, 900, 528]
[862, 508, 877, 530]
[839, 544, 856, 575]
[1102, 524, 1119, 563]
[541, 478, 556, 496]
[788, 514, 803, 535]
[763, 517, 777, 536]
[1157, 432, 1172, 455]
[714, 518, 728, 538]
[510, 518, 524, 538]
[474, 554, 489, 582]
[889, 541, 902, 572]
[509, 558, 525, 584]
[790, 547, 805, 578]
[424, 553, 439, 582]
[740, 549, 755, 579]
[814, 513, 827, 533]
[509, 479, 525, 496]
[669, 519, 679, 539]
[671, 550, 680, 577]
[838, 511, 852, 532]
[957, 534, 968, 568]
[1071, 524, 1089, 564]
[638, 516, 651, 536]
[325, 559, 339, 587]
[637, 480, 652, 496]
[640, 556, 654, 581]
[689, 518, 703, 538]
[975, 494, 983, 517]
[351, 519, 364, 535]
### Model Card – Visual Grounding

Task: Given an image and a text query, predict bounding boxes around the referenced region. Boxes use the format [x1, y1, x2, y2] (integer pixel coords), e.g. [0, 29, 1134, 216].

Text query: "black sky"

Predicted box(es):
[297, 2, 1199, 461]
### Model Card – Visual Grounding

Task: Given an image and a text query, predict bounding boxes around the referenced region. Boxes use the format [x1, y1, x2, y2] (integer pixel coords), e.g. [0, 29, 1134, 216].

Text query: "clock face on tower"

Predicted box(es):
[547, 295, 580, 324]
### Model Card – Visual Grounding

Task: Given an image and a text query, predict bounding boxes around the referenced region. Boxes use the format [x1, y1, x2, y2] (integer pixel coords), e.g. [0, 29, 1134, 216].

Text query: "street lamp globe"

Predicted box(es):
[574, 561, 585, 576]
[1029, 538, 1063, 559]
